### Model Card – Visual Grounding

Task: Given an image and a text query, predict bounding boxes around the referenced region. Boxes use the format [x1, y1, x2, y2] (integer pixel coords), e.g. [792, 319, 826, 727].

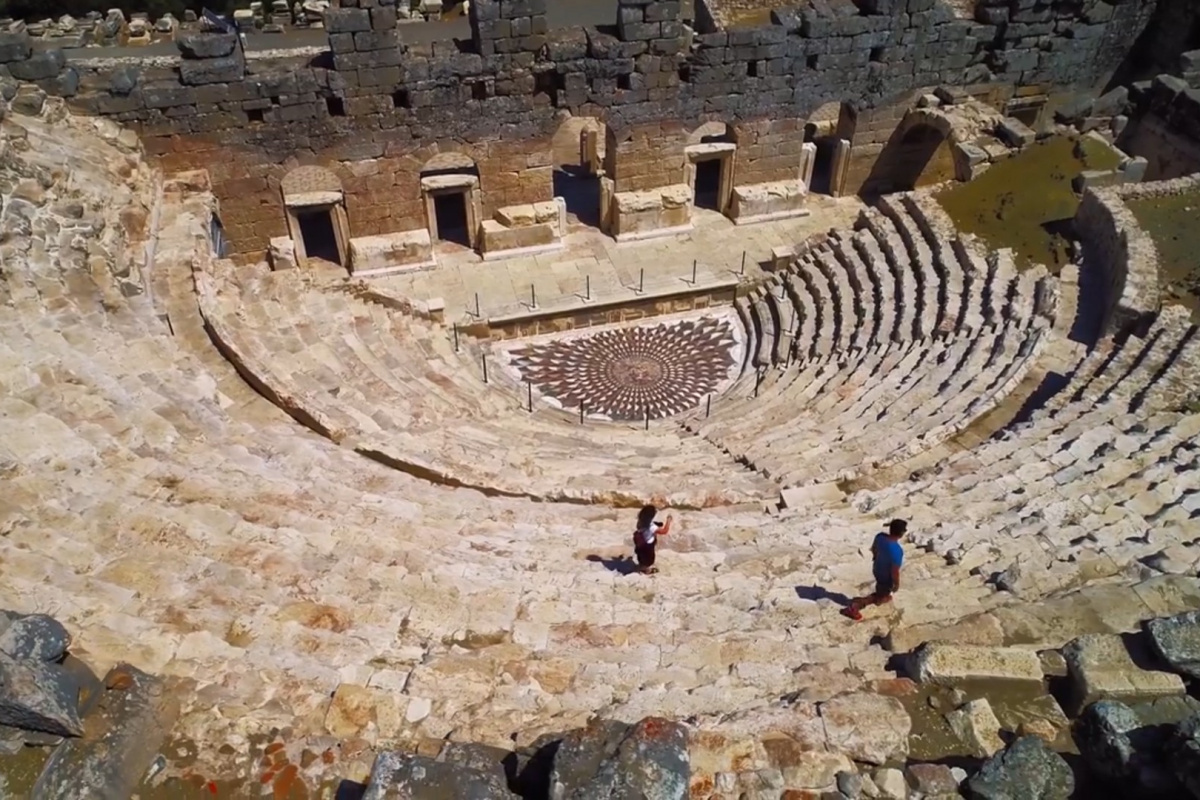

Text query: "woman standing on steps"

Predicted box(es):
[634, 504, 673, 575]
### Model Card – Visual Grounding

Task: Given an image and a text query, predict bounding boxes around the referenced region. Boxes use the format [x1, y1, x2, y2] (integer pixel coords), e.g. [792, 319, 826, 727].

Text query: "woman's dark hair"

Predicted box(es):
[888, 518, 908, 537]
[637, 505, 658, 530]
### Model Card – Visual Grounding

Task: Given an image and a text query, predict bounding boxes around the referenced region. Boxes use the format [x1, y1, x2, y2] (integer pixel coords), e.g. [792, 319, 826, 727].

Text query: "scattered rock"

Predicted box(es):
[0, 613, 70, 662]
[835, 770, 863, 798]
[32, 665, 181, 800]
[910, 643, 1044, 686]
[176, 33, 239, 59]
[948, 698, 1007, 758]
[1165, 714, 1200, 798]
[1037, 650, 1067, 678]
[1063, 633, 1185, 714]
[966, 736, 1074, 800]
[10, 85, 46, 116]
[0, 653, 84, 737]
[1017, 718, 1059, 743]
[872, 767, 906, 800]
[906, 762, 959, 795]
[1074, 700, 1142, 780]
[363, 750, 518, 799]
[819, 693, 911, 766]
[1145, 610, 1200, 679]
[549, 717, 689, 800]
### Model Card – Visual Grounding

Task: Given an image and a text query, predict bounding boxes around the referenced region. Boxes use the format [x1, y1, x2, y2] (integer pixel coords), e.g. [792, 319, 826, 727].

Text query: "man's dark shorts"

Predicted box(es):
[635, 544, 656, 569]
[873, 578, 895, 598]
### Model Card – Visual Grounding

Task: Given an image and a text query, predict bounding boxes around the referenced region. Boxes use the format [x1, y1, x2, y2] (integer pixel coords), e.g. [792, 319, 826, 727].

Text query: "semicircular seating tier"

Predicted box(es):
[196, 261, 776, 508]
[683, 191, 1061, 489]
[4, 109, 1200, 779]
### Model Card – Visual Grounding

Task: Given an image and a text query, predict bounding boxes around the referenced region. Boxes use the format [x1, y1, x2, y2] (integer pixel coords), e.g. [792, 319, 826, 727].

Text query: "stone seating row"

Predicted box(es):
[686, 318, 1050, 487]
[736, 191, 1050, 375]
[197, 262, 775, 506]
[853, 306, 1200, 600]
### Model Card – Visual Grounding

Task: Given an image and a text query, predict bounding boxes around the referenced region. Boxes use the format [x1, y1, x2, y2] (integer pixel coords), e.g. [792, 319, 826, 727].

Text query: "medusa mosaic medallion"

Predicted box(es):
[509, 317, 738, 420]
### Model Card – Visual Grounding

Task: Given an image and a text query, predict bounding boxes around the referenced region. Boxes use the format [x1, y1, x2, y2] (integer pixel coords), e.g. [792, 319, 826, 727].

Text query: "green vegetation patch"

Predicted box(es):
[1126, 190, 1200, 322]
[936, 136, 1122, 274]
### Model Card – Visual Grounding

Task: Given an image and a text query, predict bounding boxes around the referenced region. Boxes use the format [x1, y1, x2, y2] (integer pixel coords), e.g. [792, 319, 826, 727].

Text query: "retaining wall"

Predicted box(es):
[0, 0, 1163, 258]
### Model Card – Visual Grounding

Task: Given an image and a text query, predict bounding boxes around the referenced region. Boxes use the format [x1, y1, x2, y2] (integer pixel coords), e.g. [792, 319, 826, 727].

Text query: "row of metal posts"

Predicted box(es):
[453, 250, 757, 423]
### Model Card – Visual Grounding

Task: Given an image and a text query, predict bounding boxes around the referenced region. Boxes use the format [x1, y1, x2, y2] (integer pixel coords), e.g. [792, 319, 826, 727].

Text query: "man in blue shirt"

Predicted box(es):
[842, 519, 907, 621]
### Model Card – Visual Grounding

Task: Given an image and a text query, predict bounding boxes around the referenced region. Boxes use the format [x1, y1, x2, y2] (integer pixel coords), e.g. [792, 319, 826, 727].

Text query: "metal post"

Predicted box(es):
[453, 322, 459, 352]
[579, 403, 585, 425]
[482, 353, 488, 384]
[754, 368, 762, 397]
[639, 268, 644, 294]
[586, 274, 591, 301]
[692, 259, 697, 285]
[474, 292, 481, 318]
[530, 283, 537, 309]
[706, 394, 712, 418]
[645, 404, 650, 430]
[527, 380, 533, 412]
[740, 251, 746, 275]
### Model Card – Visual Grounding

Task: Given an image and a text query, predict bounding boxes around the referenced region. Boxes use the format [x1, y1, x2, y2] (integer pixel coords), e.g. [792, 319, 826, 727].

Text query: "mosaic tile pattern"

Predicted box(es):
[510, 318, 738, 420]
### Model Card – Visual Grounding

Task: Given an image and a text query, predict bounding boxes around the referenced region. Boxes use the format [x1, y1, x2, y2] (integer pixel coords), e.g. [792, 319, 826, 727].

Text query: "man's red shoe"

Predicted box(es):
[840, 607, 863, 621]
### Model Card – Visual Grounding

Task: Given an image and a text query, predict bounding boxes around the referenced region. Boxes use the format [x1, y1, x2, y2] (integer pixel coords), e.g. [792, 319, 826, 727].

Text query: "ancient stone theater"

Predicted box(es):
[1, 0, 1200, 796]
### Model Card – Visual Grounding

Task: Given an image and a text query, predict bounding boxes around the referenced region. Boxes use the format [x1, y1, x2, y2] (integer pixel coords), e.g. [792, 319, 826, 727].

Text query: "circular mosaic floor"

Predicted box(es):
[509, 317, 738, 420]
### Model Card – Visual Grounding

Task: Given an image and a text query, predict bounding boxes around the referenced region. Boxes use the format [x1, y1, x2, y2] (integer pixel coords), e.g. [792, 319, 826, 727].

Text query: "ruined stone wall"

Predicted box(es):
[730, 117, 805, 186]
[1074, 176, 1178, 335]
[1118, 72, 1200, 181]
[0, 0, 1163, 257]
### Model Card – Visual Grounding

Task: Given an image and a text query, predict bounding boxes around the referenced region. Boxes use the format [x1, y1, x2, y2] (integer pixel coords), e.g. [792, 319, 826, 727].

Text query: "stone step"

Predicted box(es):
[876, 194, 940, 338]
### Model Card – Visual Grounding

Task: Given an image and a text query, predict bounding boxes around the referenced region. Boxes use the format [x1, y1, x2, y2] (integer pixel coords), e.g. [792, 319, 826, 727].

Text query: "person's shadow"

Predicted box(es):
[587, 554, 641, 576]
[794, 584, 852, 605]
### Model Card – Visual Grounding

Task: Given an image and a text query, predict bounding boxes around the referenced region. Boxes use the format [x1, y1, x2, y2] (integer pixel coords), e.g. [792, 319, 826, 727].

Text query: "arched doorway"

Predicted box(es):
[686, 121, 735, 214]
[280, 166, 350, 269]
[420, 153, 481, 249]
[551, 116, 606, 229]
[888, 123, 954, 191]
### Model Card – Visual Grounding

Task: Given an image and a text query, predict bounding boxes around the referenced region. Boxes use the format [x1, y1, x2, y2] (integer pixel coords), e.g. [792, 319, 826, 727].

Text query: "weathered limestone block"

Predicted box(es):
[269, 236, 297, 270]
[910, 643, 1045, 686]
[480, 219, 558, 257]
[349, 229, 433, 275]
[179, 55, 245, 86]
[996, 116, 1037, 147]
[947, 698, 1006, 758]
[818, 693, 910, 765]
[176, 33, 238, 59]
[612, 184, 692, 240]
[1063, 633, 1185, 713]
[495, 203, 537, 227]
[730, 180, 808, 223]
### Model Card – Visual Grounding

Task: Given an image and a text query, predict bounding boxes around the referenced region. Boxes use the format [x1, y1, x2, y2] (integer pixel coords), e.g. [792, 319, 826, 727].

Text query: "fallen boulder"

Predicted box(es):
[819, 693, 911, 765]
[363, 751, 519, 799]
[911, 643, 1044, 686]
[965, 736, 1073, 800]
[549, 716, 689, 800]
[0, 613, 71, 662]
[1145, 610, 1200, 679]
[1165, 714, 1200, 799]
[0, 653, 84, 737]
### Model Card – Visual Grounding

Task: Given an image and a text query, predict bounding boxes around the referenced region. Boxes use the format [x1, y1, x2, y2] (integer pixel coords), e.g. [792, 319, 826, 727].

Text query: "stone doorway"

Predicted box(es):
[686, 144, 735, 215]
[432, 191, 470, 247]
[281, 166, 350, 269]
[295, 207, 342, 265]
[421, 174, 480, 249]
